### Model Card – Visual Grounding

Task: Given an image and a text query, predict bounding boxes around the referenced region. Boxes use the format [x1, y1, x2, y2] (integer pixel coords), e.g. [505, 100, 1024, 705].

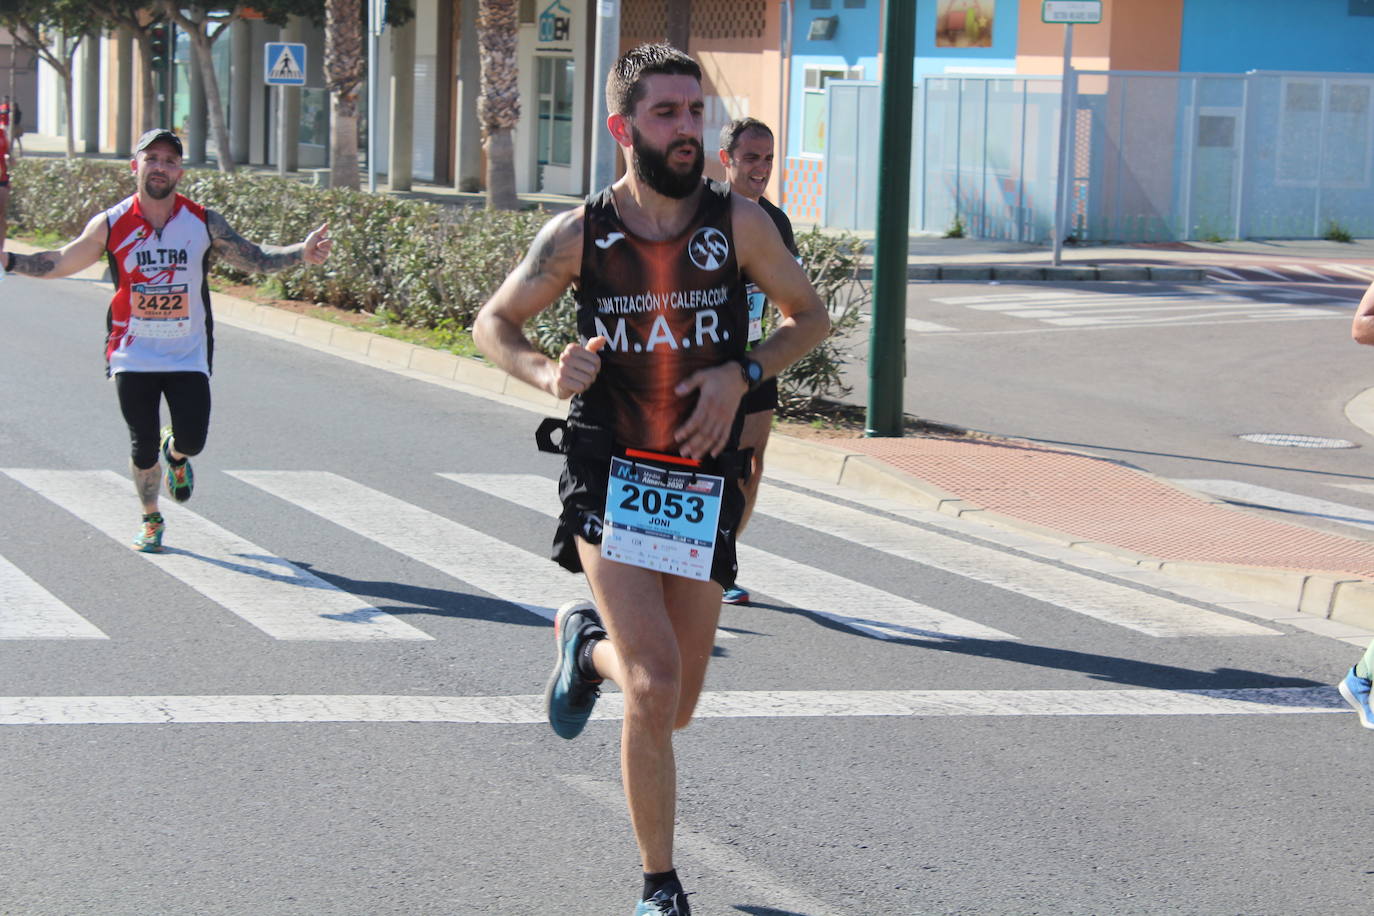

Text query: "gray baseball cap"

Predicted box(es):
[134, 128, 183, 157]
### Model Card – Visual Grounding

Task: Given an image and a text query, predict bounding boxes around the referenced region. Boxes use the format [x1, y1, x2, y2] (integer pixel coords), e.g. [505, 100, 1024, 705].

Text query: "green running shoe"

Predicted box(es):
[545, 600, 606, 739]
[132, 513, 165, 553]
[160, 426, 194, 502]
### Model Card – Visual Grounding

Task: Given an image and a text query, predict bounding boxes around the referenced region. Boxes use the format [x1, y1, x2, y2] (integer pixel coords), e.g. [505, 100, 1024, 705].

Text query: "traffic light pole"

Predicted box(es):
[865, 1, 917, 438]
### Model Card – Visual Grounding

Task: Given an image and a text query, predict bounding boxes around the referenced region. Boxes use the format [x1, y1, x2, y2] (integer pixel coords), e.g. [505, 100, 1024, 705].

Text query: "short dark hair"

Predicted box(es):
[719, 117, 774, 156]
[606, 43, 702, 118]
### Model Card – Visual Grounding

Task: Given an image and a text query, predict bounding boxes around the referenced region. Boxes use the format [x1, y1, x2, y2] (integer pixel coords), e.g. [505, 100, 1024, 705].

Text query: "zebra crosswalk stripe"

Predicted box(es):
[0, 552, 108, 640]
[753, 483, 1279, 637]
[1, 469, 432, 642]
[442, 474, 1017, 642]
[228, 470, 593, 626]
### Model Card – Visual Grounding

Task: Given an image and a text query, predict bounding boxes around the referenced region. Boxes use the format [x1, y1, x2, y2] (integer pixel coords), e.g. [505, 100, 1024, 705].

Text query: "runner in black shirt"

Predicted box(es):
[474, 45, 828, 916]
[716, 117, 800, 605]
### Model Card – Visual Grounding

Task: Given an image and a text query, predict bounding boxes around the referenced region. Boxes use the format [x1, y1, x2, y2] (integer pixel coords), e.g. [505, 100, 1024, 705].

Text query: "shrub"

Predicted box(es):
[6, 158, 866, 410]
[1324, 219, 1354, 243]
[7, 158, 544, 329]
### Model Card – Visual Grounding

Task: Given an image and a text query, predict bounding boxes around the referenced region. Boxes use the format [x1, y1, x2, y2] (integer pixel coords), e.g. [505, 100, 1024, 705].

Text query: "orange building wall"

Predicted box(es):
[1015, 0, 1182, 74]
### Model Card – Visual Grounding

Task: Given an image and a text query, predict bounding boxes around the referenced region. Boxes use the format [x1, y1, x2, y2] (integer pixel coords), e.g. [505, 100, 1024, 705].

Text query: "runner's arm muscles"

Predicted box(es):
[1354, 280, 1374, 345]
[473, 209, 586, 397]
[206, 209, 329, 272]
[732, 198, 831, 377]
[5, 212, 108, 279]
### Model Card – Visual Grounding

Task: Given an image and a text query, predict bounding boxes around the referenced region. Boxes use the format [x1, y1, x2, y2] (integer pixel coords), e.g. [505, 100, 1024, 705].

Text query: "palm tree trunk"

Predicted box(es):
[325, 0, 363, 190]
[477, 0, 519, 210]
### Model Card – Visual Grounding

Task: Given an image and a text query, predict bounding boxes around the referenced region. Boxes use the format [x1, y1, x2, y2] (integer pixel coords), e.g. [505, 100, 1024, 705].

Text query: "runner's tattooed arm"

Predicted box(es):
[3, 211, 107, 279]
[474, 208, 589, 399]
[206, 210, 332, 272]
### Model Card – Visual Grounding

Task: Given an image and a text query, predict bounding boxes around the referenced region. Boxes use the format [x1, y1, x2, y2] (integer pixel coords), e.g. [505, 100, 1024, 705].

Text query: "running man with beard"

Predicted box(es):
[0, 128, 331, 551]
[474, 44, 829, 916]
[715, 117, 800, 606]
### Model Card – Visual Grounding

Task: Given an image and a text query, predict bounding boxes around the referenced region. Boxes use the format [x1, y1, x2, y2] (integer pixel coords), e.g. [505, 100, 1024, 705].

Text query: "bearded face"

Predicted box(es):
[134, 143, 183, 201]
[630, 123, 704, 199]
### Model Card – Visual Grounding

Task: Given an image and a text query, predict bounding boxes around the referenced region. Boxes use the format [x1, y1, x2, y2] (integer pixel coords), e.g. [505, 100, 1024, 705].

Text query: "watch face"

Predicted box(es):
[747, 360, 762, 382]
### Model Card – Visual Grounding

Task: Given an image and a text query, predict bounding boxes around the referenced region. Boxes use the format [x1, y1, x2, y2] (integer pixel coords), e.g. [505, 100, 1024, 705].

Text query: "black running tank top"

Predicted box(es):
[571, 179, 748, 454]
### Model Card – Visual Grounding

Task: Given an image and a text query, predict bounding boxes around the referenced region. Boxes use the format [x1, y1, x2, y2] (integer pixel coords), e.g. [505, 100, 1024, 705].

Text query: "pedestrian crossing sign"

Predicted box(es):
[264, 42, 307, 86]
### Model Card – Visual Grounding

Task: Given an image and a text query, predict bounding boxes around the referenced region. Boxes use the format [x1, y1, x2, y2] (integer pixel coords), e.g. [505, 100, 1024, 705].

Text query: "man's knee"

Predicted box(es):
[620, 654, 682, 723]
[171, 432, 206, 457]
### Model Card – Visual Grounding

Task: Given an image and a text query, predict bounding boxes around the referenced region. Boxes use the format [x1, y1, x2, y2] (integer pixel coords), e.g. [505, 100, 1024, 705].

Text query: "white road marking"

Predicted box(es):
[904, 317, 957, 332]
[1046, 307, 1336, 326]
[754, 483, 1278, 637]
[933, 291, 1066, 305]
[1279, 263, 1338, 281]
[1178, 479, 1374, 532]
[0, 686, 1344, 725]
[856, 313, 957, 333]
[444, 474, 1016, 642]
[0, 553, 108, 640]
[563, 773, 847, 916]
[1321, 263, 1374, 281]
[1206, 266, 1247, 281]
[229, 470, 589, 624]
[1245, 266, 1294, 282]
[2, 470, 430, 642]
[936, 289, 1343, 327]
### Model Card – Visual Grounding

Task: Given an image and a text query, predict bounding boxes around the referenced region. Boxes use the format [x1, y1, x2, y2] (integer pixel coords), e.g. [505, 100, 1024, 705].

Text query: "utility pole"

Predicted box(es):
[865, 0, 916, 437]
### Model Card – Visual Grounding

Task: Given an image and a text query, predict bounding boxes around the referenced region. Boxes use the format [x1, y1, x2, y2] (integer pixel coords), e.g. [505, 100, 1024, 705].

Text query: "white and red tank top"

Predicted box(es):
[102, 193, 214, 376]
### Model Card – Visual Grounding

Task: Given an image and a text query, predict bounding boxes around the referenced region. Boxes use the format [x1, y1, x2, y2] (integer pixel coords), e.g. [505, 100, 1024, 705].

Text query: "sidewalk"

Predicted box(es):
[12, 149, 1374, 639]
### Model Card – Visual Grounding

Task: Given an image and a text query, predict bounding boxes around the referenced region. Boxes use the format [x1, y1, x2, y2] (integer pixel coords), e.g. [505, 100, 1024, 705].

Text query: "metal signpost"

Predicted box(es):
[367, 0, 387, 193]
[264, 41, 306, 179]
[1044, 0, 1100, 266]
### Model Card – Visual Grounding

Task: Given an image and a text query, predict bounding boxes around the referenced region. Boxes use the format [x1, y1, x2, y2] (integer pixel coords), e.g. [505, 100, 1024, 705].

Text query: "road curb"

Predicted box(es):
[899, 264, 1206, 282]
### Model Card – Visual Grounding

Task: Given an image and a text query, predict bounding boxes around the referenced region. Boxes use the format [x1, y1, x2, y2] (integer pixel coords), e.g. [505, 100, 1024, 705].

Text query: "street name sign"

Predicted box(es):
[264, 42, 306, 86]
[1042, 1, 1101, 23]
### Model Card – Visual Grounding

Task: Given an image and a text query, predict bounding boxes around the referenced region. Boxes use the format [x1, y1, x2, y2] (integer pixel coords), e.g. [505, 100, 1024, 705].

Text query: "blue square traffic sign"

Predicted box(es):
[264, 42, 307, 86]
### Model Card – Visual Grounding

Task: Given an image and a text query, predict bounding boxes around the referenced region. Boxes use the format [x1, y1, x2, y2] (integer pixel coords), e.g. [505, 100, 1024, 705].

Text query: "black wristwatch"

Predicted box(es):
[736, 357, 764, 392]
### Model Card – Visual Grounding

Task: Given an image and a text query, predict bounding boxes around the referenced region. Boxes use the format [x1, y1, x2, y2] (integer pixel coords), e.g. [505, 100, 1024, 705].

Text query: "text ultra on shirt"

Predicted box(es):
[103, 193, 214, 376]
[572, 179, 748, 454]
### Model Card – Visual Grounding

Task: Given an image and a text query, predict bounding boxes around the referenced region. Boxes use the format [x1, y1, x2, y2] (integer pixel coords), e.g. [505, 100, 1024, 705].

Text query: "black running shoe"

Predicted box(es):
[634, 889, 691, 915]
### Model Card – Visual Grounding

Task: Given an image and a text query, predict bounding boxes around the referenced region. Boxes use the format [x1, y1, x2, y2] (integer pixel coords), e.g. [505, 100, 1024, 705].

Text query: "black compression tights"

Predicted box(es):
[114, 371, 211, 470]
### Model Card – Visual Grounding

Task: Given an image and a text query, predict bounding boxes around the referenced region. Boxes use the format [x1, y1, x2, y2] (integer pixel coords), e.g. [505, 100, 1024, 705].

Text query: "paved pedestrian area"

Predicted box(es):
[830, 434, 1374, 578]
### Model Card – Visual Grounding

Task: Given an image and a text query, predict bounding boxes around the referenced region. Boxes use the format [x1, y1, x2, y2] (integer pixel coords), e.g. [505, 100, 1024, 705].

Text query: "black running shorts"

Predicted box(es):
[552, 453, 745, 590]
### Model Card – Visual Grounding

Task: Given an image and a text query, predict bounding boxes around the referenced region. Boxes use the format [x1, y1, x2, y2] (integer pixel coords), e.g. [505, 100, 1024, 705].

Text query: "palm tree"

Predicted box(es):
[324, 0, 362, 189]
[476, 0, 519, 210]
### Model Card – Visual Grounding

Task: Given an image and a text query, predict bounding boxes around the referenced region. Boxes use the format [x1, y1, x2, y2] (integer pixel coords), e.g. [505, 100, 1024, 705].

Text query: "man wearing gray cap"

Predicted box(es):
[0, 128, 332, 551]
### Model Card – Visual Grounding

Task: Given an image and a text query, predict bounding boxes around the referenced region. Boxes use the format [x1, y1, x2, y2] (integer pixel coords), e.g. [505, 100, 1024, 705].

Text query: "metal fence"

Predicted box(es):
[822, 70, 1374, 242]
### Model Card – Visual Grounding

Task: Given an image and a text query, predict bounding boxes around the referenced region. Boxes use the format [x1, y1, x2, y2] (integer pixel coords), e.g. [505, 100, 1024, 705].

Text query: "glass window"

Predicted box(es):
[536, 55, 574, 168]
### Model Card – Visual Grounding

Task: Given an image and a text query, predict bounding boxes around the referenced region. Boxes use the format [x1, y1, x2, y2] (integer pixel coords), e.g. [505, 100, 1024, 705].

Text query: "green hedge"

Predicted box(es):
[8, 158, 867, 412]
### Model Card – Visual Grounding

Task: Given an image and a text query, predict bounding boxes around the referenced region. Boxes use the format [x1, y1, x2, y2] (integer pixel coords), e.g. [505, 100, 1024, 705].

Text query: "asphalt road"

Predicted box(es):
[843, 275, 1374, 539]
[2, 273, 1372, 915]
